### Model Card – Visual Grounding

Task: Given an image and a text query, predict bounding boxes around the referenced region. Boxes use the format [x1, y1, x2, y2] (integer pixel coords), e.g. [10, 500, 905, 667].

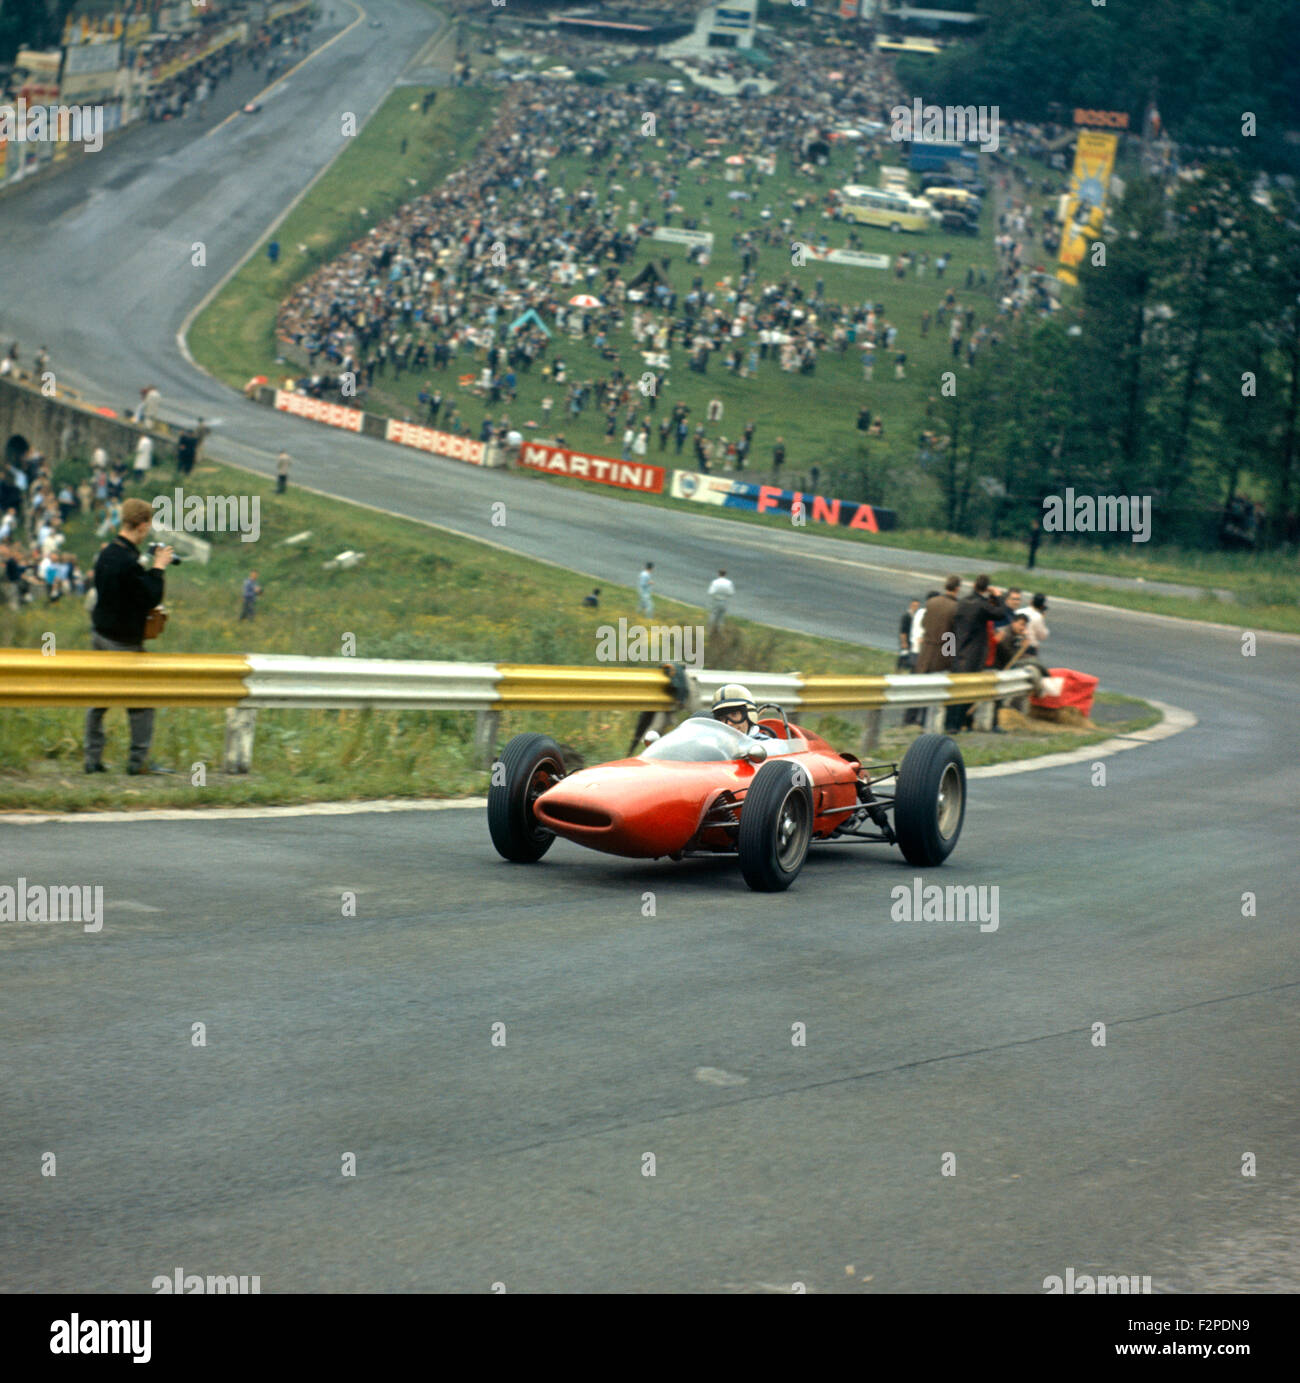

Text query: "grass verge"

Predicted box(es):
[0, 458, 1158, 811]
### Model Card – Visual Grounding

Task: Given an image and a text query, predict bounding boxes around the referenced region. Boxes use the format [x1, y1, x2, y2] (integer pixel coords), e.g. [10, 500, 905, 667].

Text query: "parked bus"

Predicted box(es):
[907, 140, 979, 175]
[837, 185, 937, 233]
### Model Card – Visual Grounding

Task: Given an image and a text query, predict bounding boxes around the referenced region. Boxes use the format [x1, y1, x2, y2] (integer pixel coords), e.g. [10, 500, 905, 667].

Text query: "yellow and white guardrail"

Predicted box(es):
[0, 651, 1034, 712]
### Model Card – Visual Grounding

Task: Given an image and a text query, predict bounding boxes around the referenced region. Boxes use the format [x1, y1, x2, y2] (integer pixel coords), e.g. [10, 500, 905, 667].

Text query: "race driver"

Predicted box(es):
[711, 684, 776, 738]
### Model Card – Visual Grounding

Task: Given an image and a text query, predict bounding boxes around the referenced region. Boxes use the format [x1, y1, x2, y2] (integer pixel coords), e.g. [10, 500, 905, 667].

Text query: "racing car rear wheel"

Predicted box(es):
[488, 732, 564, 863]
[738, 759, 814, 892]
[894, 733, 966, 866]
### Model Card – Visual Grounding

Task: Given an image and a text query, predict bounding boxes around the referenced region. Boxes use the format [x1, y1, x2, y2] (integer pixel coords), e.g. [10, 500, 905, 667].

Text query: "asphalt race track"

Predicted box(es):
[1, 1, 1297, 1294]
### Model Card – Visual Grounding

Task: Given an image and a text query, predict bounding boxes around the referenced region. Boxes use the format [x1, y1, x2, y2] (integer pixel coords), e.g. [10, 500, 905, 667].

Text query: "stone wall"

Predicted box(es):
[0, 375, 176, 470]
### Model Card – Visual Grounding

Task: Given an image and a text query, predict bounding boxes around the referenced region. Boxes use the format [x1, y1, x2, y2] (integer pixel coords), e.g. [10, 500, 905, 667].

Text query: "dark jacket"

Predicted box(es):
[916, 591, 958, 673]
[994, 625, 1028, 670]
[952, 591, 1004, 673]
[92, 535, 164, 645]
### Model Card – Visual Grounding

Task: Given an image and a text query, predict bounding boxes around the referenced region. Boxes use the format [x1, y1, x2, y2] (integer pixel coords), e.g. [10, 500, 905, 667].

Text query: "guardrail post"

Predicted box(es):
[859, 708, 882, 753]
[475, 710, 501, 770]
[924, 703, 945, 733]
[970, 699, 995, 732]
[222, 708, 257, 774]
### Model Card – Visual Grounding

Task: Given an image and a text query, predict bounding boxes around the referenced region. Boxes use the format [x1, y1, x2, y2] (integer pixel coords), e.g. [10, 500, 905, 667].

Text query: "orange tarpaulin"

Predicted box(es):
[1032, 668, 1099, 718]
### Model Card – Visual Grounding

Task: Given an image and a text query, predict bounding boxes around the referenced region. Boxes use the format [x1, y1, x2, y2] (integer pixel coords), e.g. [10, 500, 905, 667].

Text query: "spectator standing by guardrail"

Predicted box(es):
[897, 598, 919, 668]
[84, 498, 173, 776]
[947, 576, 1006, 732]
[1019, 593, 1049, 656]
[917, 576, 960, 675]
[902, 593, 932, 726]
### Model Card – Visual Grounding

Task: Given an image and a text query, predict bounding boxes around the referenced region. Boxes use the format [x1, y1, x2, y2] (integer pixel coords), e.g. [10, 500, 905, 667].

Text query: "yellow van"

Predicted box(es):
[838, 185, 937, 233]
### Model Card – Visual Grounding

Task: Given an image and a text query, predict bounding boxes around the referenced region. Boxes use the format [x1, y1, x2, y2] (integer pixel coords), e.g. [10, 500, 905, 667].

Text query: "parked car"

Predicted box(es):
[939, 209, 980, 235]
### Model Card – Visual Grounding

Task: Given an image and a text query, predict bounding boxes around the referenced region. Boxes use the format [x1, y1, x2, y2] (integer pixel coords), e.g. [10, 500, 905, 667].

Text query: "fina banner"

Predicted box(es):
[274, 390, 364, 432]
[386, 418, 485, 465]
[519, 443, 666, 494]
[1057, 130, 1118, 285]
[670, 472, 895, 532]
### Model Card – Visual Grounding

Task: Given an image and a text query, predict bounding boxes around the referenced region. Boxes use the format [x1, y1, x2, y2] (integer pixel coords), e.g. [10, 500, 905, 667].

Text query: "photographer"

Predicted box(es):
[83, 498, 174, 776]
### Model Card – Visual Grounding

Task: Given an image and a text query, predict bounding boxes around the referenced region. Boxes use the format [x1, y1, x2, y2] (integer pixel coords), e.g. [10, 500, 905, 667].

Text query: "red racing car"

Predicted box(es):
[488, 708, 966, 892]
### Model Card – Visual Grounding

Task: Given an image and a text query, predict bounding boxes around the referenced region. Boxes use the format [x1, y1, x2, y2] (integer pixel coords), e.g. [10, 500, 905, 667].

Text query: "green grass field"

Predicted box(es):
[345, 129, 1002, 518]
[0, 458, 1156, 810]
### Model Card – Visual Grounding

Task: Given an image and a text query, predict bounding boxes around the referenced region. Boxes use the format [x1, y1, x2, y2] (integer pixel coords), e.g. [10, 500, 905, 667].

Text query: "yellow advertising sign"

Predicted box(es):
[1057, 130, 1118, 285]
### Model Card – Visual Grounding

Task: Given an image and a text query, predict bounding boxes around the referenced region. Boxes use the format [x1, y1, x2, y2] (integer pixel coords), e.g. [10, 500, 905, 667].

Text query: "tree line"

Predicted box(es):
[919, 165, 1299, 549]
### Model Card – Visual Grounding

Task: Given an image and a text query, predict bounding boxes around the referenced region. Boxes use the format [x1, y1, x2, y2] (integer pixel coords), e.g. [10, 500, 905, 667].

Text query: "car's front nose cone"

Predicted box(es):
[534, 763, 707, 858]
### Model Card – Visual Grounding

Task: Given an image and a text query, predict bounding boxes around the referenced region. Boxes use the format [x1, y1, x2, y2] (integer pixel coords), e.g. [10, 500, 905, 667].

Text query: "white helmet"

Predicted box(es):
[711, 683, 758, 730]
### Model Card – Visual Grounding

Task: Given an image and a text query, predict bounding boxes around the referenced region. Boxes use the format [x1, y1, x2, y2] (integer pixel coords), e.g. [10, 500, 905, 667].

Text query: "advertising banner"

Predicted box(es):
[519, 443, 666, 494]
[1057, 130, 1118, 285]
[385, 418, 485, 465]
[652, 227, 714, 250]
[670, 472, 895, 532]
[63, 42, 122, 77]
[809, 248, 890, 269]
[274, 390, 364, 432]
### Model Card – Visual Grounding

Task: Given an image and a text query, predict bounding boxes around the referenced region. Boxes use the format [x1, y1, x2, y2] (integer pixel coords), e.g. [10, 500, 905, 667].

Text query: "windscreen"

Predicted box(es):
[638, 719, 751, 763]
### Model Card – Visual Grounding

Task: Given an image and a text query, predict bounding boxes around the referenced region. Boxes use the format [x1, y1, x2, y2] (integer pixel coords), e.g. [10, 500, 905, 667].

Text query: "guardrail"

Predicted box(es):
[0, 650, 1034, 770]
[0, 651, 1033, 714]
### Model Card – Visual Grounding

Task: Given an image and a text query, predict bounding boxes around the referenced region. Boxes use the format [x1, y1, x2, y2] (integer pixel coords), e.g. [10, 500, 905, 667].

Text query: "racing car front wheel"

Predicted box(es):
[488, 732, 564, 863]
[894, 733, 966, 867]
[738, 759, 814, 892]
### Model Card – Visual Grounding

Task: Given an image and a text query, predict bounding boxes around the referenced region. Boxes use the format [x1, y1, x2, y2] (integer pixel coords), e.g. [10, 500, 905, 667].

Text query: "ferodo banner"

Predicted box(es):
[519, 443, 666, 493]
[274, 391, 364, 432]
[671, 471, 895, 532]
[386, 418, 484, 465]
[1057, 129, 1118, 285]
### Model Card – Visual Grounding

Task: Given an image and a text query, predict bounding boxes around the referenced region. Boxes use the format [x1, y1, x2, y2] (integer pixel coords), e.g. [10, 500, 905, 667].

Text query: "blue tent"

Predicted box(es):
[508, 308, 552, 337]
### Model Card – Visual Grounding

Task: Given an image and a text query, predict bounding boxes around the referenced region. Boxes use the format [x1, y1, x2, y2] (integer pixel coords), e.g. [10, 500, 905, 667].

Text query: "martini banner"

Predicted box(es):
[1057, 130, 1118, 285]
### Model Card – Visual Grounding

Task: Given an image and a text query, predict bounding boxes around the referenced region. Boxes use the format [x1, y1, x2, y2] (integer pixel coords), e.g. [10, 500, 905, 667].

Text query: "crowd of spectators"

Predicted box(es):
[1, 345, 170, 611]
[272, 27, 1080, 487]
